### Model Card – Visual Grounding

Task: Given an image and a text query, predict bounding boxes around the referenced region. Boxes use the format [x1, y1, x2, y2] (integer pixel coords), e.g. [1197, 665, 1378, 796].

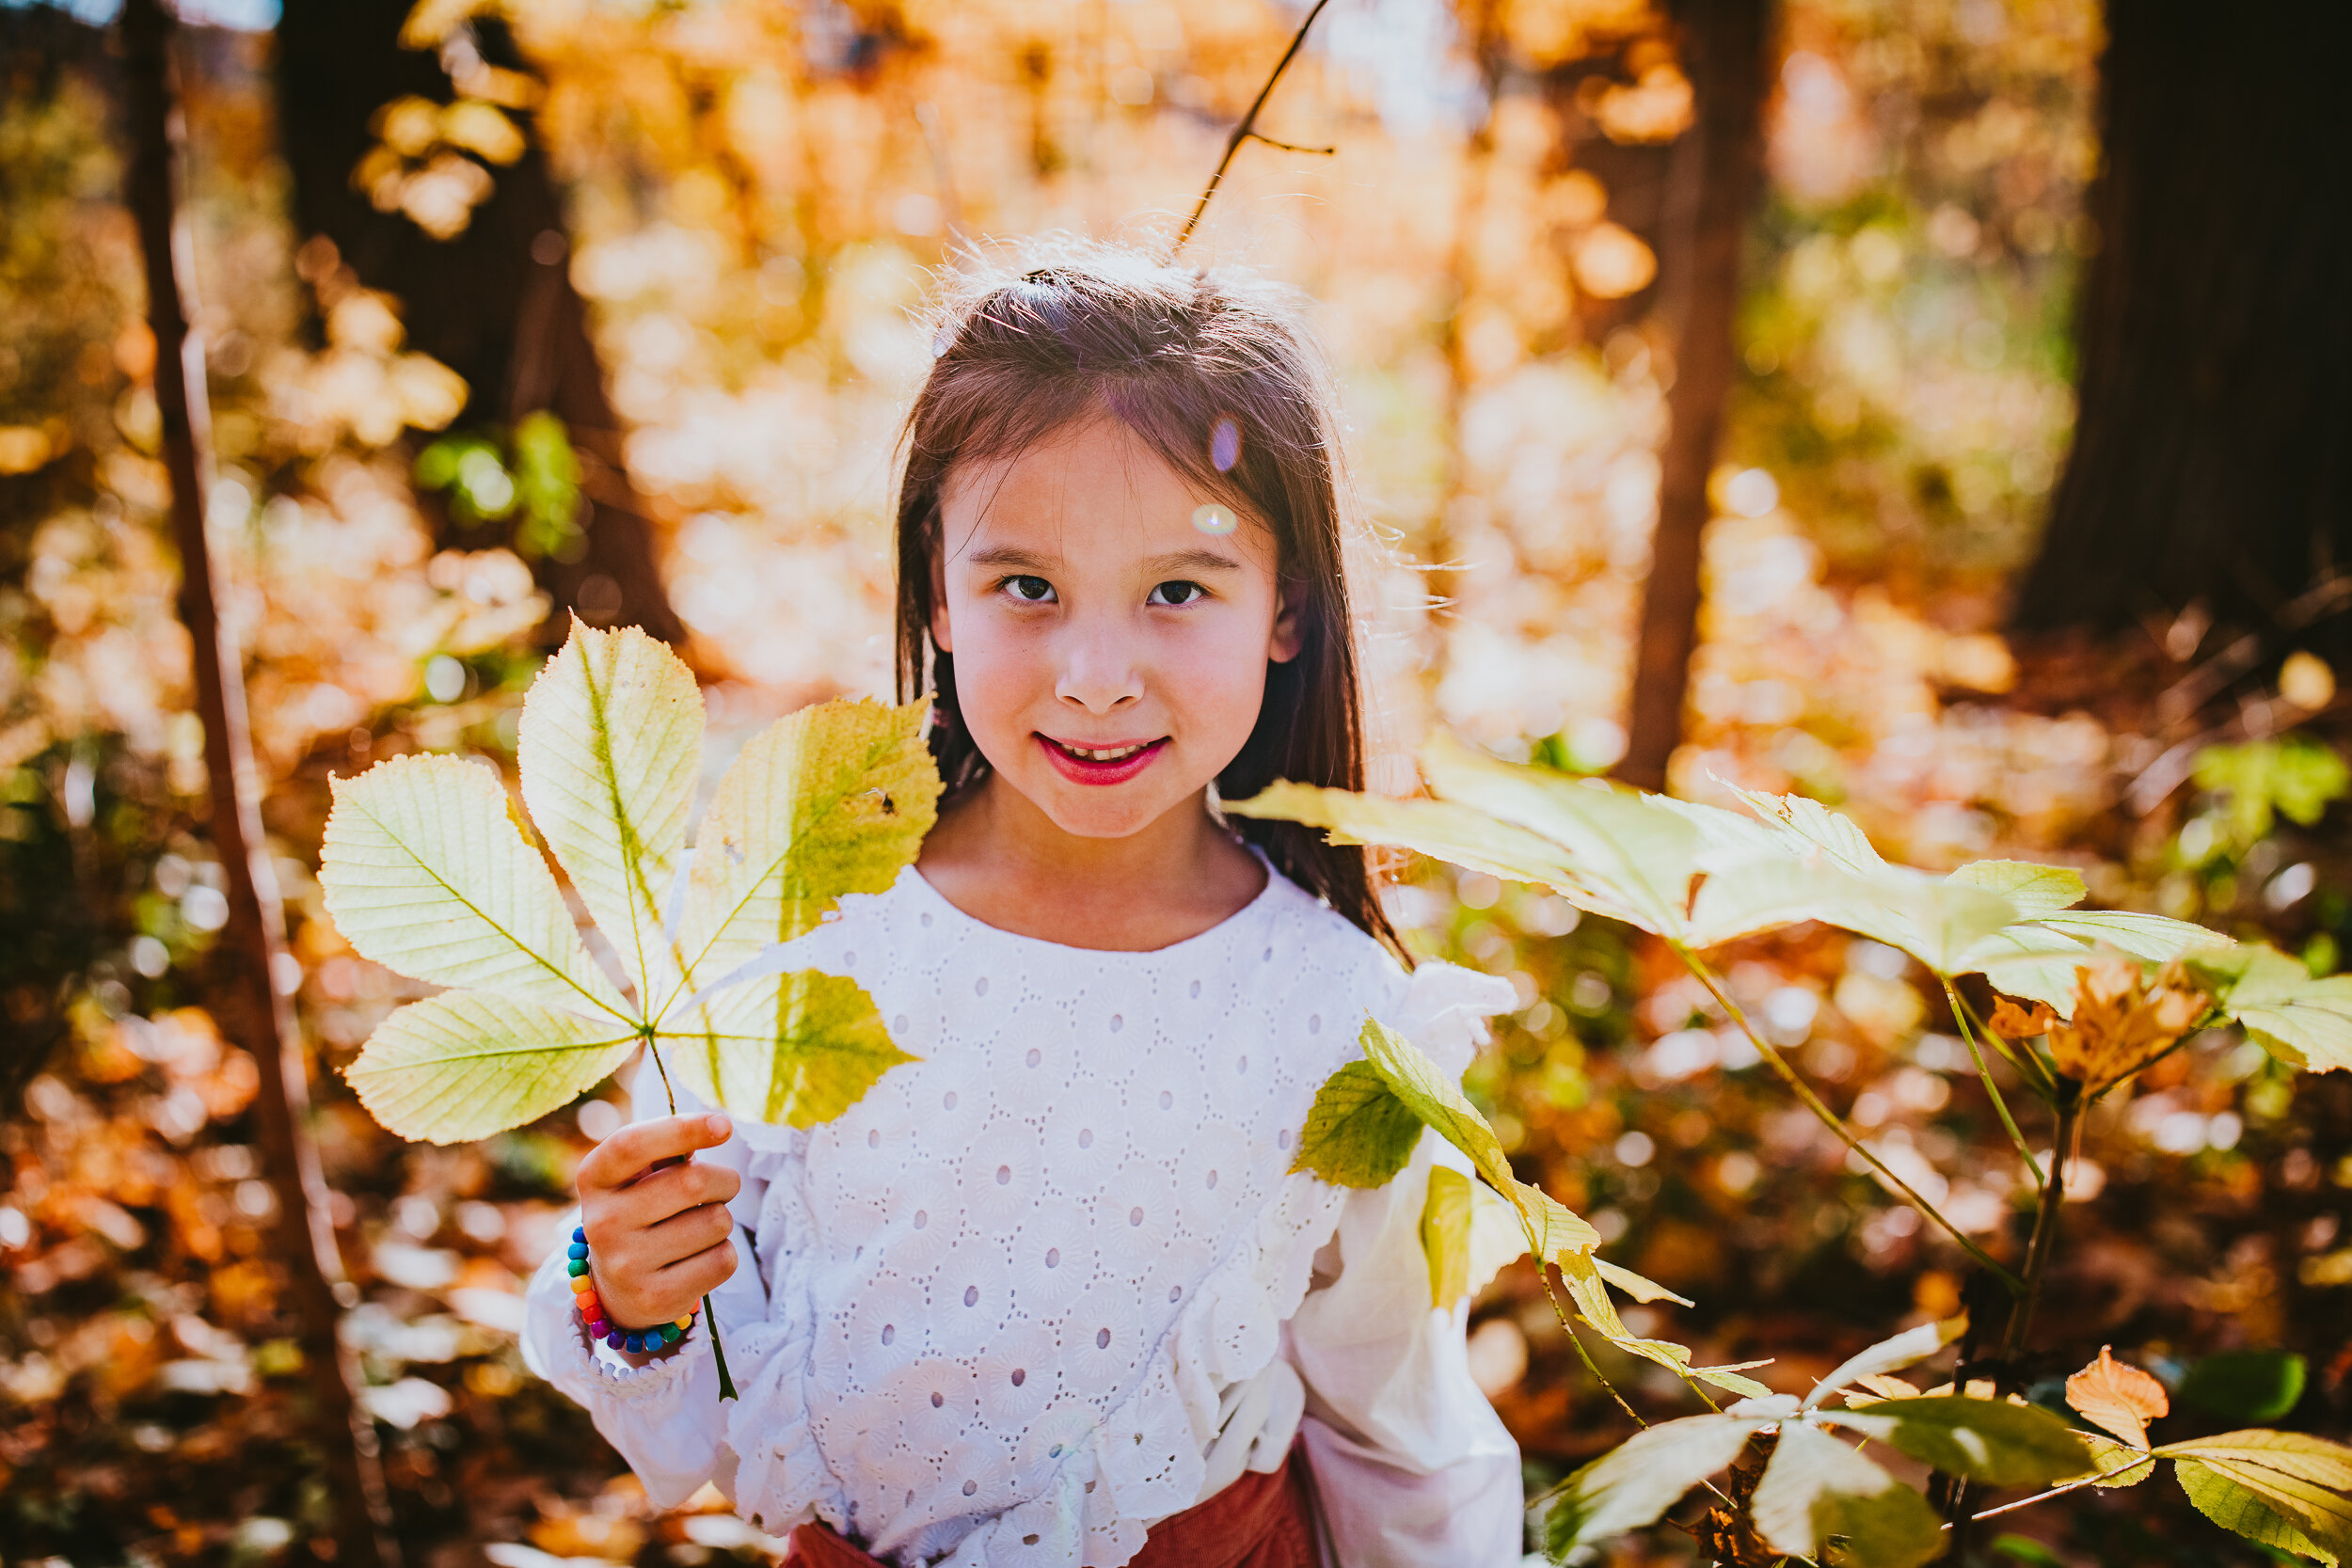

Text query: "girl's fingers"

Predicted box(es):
[657, 1237, 738, 1304]
[595, 1158, 739, 1234]
[645, 1196, 736, 1258]
[578, 1112, 733, 1196]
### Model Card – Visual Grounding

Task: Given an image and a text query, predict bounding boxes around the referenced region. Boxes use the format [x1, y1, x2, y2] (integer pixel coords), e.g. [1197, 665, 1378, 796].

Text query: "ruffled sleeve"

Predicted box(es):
[1285, 961, 1524, 1568]
[518, 1053, 806, 1515]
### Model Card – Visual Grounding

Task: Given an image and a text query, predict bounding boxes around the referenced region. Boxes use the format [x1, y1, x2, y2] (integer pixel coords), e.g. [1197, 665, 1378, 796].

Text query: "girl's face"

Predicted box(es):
[933, 414, 1300, 841]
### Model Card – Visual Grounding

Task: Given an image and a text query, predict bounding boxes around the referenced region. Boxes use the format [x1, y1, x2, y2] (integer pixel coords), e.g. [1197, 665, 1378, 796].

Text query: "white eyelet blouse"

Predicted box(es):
[521, 863, 1524, 1568]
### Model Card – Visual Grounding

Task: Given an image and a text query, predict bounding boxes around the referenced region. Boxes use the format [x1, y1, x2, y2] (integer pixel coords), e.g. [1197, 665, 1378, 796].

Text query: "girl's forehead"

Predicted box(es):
[939, 416, 1274, 562]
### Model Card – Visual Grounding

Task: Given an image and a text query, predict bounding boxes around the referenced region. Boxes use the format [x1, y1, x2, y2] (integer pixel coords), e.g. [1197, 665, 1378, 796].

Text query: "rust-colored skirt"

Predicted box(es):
[784, 1452, 1321, 1568]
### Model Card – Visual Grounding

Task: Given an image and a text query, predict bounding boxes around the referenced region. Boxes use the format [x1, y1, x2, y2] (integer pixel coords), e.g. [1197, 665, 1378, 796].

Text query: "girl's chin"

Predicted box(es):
[1028, 787, 1185, 841]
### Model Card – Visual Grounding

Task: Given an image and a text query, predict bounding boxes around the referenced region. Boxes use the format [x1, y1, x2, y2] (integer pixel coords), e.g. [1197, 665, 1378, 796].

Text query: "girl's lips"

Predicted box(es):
[1036, 734, 1169, 786]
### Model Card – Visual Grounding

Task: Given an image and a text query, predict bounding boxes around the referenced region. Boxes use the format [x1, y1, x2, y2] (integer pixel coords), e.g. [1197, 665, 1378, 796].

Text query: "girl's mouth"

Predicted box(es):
[1036, 734, 1170, 785]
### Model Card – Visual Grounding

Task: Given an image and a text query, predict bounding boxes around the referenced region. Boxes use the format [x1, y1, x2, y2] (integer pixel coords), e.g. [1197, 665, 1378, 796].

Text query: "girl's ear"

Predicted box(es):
[930, 550, 954, 653]
[1269, 584, 1304, 664]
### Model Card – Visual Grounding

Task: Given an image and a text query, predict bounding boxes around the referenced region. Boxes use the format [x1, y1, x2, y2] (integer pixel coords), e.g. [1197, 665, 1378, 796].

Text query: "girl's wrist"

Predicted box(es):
[566, 1226, 697, 1360]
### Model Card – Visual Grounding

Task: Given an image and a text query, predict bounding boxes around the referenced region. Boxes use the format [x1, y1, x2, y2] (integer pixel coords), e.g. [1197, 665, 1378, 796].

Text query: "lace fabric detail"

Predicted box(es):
[547, 864, 1511, 1568]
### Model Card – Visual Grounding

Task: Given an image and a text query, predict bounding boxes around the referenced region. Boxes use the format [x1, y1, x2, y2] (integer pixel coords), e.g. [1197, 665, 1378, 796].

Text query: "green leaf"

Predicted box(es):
[321, 752, 631, 1023]
[1292, 1060, 1425, 1188]
[1595, 1258, 1693, 1307]
[2159, 1432, 2352, 1492]
[1355, 1016, 1515, 1194]
[343, 990, 637, 1145]
[1541, 1415, 1762, 1554]
[1223, 779, 1594, 900]
[2071, 1433, 2157, 1488]
[1949, 860, 2087, 917]
[1465, 1180, 1529, 1299]
[2193, 943, 2352, 1072]
[1556, 1250, 1772, 1398]
[2175, 1457, 2351, 1564]
[1421, 1165, 1472, 1308]
[1803, 1315, 1967, 1409]
[660, 969, 914, 1130]
[2032, 908, 2220, 963]
[1991, 1534, 2067, 1567]
[2179, 1352, 2311, 1424]
[2192, 737, 2351, 842]
[1730, 784, 1890, 875]
[674, 696, 941, 1007]
[517, 621, 704, 1003]
[1727, 785, 2020, 974]
[1421, 732, 1706, 938]
[1751, 1420, 1946, 1568]
[1823, 1396, 2091, 1487]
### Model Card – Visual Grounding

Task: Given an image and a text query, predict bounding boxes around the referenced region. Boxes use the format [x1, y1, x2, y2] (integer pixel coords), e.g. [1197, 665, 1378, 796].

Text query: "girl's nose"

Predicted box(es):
[1055, 629, 1143, 714]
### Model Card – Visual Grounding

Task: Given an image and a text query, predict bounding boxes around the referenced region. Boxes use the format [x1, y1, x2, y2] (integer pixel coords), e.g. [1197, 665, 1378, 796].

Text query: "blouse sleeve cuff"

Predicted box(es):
[1392, 961, 1518, 1078]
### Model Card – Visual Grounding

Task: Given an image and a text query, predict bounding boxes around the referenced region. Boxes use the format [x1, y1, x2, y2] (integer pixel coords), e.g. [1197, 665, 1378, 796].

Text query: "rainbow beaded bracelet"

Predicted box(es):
[567, 1226, 694, 1355]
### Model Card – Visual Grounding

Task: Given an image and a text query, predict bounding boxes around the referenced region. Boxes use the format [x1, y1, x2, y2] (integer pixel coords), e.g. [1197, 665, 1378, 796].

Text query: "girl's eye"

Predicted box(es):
[1004, 576, 1057, 603]
[1148, 580, 1206, 607]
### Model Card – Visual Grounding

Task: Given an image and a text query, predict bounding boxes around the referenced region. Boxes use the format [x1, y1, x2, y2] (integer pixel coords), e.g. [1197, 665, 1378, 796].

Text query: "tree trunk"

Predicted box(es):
[273, 0, 683, 645]
[1617, 0, 1772, 792]
[119, 3, 398, 1564]
[2011, 0, 2352, 664]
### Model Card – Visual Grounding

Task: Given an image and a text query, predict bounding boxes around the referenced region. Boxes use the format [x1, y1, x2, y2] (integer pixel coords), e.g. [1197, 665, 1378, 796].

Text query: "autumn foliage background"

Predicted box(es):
[2, 0, 2347, 1564]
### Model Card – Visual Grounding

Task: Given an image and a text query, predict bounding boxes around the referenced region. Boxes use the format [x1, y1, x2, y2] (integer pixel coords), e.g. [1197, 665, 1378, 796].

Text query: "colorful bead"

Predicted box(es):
[570, 1227, 697, 1353]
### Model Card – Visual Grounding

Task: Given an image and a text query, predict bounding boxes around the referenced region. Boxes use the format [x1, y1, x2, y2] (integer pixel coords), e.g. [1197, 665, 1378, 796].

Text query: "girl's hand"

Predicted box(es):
[576, 1112, 740, 1342]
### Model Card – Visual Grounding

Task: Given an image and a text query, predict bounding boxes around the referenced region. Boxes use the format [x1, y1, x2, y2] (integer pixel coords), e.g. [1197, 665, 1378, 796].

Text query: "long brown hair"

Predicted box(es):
[892, 240, 1399, 955]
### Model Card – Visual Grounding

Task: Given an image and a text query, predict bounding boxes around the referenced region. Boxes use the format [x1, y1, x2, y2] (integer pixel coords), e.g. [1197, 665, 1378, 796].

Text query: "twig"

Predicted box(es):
[1955, 1456, 2153, 1526]
[1679, 952, 2023, 1291]
[1172, 0, 1335, 252]
[1943, 979, 2045, 1185]
[1246, 131, 1335, 155]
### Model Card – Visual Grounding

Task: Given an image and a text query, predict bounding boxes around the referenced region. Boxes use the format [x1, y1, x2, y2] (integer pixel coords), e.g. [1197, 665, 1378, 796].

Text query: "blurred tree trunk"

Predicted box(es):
[1617, 0, 1772, 792]
[2012, 0, 2352, 664]
[119, 4, 397, 1564]
[273, 0, 683, 644]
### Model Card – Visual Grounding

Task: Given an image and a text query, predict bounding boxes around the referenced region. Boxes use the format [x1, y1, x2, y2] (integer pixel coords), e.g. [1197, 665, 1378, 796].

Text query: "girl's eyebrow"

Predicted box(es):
[1142, 548, 1244, 576]
[965, 545, 1057, 571]
[962, 546, 1244, 575]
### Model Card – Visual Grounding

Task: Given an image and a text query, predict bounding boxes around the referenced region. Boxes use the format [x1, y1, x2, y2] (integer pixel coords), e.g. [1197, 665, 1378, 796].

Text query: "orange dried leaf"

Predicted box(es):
[1988, 997, 2058, 1039]
[2066, 1345, 2169, 1449]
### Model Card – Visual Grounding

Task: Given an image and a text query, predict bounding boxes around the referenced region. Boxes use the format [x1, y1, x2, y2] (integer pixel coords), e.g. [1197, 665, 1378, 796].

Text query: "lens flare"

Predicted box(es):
[1209, 415, 1242, 472]
[1191, 502, 1237, 536]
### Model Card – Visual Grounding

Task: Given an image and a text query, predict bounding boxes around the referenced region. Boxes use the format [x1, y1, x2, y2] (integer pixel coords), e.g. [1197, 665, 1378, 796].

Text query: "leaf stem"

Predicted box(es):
[644, 1037, 737, 1402]
[1942, 979, 2045, 1186]
[1998, 1089, 2082, 1368]
[1677, 950, 2023, 1291]
[1531, 1249, 1644, 1428]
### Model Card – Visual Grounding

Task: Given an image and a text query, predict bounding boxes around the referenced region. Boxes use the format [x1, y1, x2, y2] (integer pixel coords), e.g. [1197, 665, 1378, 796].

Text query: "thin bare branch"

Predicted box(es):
[1680, 951, 2024, 1291]
[1246, 131, 1336, 155]
[1172, 0, 1336, 252]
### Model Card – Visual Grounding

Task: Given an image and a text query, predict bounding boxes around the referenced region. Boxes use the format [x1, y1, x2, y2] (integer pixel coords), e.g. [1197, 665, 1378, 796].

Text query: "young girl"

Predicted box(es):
[522, 244, 1523, 1568]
